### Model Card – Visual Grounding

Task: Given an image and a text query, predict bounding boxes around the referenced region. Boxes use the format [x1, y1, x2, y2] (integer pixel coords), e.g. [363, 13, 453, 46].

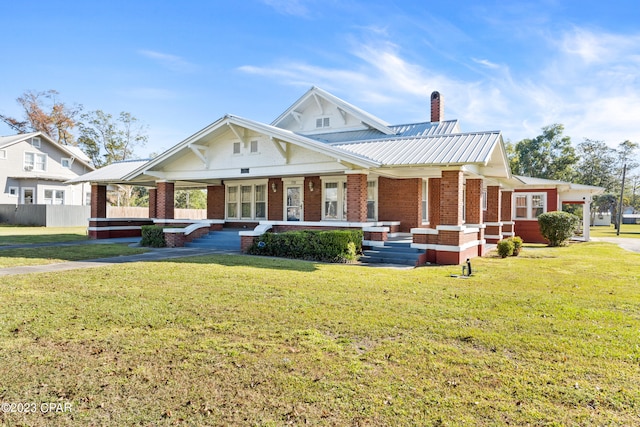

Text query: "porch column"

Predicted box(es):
[428, 178, 441, 227]
[501, 190, 514, 238]
[346, 173, 368, 222]
[90, 184, 107, 218]
[436, 170, 465, 265]
[465, 178, 485, 256]
[206, 185, 225, 220]
[583, 199, 591, 241]
[156, 181, 175, 220]
[148, 188, 157, 218]
[485, 186, 502, 243]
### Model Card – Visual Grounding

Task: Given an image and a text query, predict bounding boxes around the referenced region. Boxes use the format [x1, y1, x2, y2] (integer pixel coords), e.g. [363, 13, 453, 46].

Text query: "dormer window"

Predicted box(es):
[315, 117, 330, 128]
[31, 137, 41, 148]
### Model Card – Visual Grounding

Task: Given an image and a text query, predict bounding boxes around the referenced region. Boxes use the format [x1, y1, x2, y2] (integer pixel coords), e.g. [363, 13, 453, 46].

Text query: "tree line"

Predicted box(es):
[1, 89, 205, 209]
[507, 123, 640, 218]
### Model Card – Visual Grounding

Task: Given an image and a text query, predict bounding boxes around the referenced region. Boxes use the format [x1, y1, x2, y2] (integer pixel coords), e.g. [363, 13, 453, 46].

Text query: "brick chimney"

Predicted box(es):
[430, 91, 443, 122]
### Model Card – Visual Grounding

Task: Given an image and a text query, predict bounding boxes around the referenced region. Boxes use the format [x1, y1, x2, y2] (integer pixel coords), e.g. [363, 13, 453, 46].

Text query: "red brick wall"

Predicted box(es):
[440, 170, 463, 226]
[304, 176, 321, 221]
[513, 188, 559, 243]
[465, 179, 483, 224]
[148, 188, 157, 218]
[207, 185, 225, 219]
[501, 190, 513, 222]
[156, 182, 175, 219]
[486, 186, 501, 223]
[91, 184, 107, 218]
[268, 178, 283, 221]
[378, 177, 422, 232]
[346, 174, 368, 222]
[428, 178, 441, 227]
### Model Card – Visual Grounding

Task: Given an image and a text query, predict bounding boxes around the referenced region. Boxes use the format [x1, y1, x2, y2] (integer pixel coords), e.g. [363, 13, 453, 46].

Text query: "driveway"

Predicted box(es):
[591, 237, 640, 253]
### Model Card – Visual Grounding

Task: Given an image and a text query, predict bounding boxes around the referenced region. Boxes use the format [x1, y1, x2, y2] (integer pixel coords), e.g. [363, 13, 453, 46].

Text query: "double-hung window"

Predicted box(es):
[44, 189, 64, 205]
[514, 193, 546, 219]
[24, 152, 46, 171]
[226, 181, 267, 220]
[322, 178, 347, 220]
[367, 180, 377, 221]
[422, 179, 429, 223]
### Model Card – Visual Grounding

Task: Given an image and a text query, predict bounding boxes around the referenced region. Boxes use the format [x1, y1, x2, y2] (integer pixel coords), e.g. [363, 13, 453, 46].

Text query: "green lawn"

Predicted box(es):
[591, 224, 640, 238]
[0, 226, 88, 245]
[0, 242, 638, 425]
[0, 244, 149, 268]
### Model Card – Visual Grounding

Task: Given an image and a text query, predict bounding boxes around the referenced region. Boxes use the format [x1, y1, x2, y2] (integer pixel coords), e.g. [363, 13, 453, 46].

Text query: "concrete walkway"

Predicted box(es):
[0, 238, 240, 277]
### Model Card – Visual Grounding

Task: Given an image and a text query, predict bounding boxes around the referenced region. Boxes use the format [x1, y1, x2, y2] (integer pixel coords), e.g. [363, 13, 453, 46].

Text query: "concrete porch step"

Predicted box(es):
[360, 242, 424, 267]
[184, 229, 241, 250]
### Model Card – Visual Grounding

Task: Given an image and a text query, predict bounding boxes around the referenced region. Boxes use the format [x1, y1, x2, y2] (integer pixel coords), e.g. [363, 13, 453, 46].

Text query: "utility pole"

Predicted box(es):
[617, 164, 627, 236]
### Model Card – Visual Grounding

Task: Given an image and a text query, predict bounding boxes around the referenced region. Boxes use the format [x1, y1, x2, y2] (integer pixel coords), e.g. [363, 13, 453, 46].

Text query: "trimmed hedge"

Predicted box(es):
[538, 211, 580, 247]
[140, 225, 166, 248]
[497, 239, 514, 258]
[247, 229, 363, 263]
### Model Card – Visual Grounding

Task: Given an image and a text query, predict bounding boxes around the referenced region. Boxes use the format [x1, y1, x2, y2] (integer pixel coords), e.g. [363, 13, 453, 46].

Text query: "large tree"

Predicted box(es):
[510, 124, 577, 181]
[0, 90, 82, 145]
[574, 139, 618, 191]
[77, 110, 148, 167]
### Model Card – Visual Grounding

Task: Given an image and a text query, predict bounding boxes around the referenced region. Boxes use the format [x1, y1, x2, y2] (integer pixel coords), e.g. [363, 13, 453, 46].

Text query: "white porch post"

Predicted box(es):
[583, 197, 591, 241]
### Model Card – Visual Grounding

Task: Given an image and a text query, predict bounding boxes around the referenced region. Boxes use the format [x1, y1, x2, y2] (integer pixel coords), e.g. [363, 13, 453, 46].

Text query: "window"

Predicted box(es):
[227, 186, 238, 218]
[226, 182, 267, 220]
[422, 180, 429, 223]
[482, 189, 487, 211]
[61, 158, 72, 168]
[44, 189, 64, 205]
[514, 193, 547, 219]
[0, 149, 6, 159]
[315, 117, 331, 128]
[85, 192, 92, 205]
[31, 137, 41, 148]
[322, 178, 348, 220]
[24, 152, 46, 171]
[250, 140, 258, 153]
[367, 180, 377, 221]
[233, 142, 241, 154]
[9, 187, 18, 197]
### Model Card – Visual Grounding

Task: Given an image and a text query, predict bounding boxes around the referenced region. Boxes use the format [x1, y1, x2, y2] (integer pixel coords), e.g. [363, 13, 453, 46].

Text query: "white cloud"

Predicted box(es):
[138, 50, 198, 73]
[472, 58, 500, 69]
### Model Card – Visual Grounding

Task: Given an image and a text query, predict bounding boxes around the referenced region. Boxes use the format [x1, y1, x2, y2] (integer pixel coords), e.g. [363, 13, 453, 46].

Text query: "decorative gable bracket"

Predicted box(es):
[189, 143, 208, 168]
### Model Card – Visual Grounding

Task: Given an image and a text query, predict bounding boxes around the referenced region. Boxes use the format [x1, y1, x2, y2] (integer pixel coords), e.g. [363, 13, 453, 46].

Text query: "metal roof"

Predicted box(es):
[306, 120, 460, 144]
[333, 131, 502, 166]
[66, 159, 149, 184]
[513, 175, 605, 192]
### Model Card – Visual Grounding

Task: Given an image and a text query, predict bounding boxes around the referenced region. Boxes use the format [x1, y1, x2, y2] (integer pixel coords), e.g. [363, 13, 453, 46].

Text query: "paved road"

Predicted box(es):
[0, 239, 240, 277]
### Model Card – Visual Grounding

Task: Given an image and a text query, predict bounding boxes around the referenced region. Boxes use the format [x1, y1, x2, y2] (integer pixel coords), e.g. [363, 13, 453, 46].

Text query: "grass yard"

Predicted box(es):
[0, 242, 638, 425]
[0, 245, 149, 268]
[590, 223, 640, 238]
[0, 226, 88, 245]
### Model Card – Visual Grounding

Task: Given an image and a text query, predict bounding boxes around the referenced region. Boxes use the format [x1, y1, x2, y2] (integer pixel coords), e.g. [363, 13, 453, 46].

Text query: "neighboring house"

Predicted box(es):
[0, 132, 94, 206]
[71, 87, 603, 264]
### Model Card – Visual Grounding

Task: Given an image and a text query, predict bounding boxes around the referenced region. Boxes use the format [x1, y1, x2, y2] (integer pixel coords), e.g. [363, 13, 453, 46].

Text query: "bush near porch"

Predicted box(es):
[247, 229, 362, 263]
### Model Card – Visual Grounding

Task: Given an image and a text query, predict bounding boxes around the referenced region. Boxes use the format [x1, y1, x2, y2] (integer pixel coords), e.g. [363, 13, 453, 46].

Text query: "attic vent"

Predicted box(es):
[315, 117, 330, 128]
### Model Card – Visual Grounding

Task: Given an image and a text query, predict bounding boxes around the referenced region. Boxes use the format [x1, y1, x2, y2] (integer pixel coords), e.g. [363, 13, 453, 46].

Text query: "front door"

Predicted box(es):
[22, 188, 35, 204]
[285, 185, 303, 221]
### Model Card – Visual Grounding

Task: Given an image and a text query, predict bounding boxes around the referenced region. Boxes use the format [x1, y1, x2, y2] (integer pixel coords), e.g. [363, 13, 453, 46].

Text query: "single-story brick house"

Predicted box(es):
[70, 87, 603, 264]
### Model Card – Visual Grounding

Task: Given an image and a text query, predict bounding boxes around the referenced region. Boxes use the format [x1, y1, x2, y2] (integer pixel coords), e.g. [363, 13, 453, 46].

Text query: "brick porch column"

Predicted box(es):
[501, 190, 514, 238]
[156, 181, 175, 220]
[207, 185, 225, 220]
[346, 173, 367, 222]
[428, 177, 441, 227]
[436, 170, 465, 265]
[465, 178, 485, 255]
[148, 188, 157, 218]
[485, 185, 502, 243]
[90, 184, 107, 218]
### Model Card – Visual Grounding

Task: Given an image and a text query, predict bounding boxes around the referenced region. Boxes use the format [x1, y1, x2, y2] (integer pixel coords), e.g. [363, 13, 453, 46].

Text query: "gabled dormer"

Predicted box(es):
[271, 86, 395, 136]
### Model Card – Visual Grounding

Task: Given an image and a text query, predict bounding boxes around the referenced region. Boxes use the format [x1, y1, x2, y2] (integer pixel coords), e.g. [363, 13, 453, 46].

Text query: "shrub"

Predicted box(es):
[509, 236, 523, 256]
[497, 239, 514, 258]
[248, 229, 363, 263]
[538, 211, 580, 247]
[140, 225, 166, 248]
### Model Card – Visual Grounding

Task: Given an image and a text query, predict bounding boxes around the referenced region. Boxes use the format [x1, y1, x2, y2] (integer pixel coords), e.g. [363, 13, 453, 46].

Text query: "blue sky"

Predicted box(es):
[1, 0, 639, 159]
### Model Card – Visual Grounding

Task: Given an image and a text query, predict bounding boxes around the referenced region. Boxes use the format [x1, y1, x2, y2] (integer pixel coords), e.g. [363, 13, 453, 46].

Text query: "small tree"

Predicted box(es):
[537, 211, 580, 247]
